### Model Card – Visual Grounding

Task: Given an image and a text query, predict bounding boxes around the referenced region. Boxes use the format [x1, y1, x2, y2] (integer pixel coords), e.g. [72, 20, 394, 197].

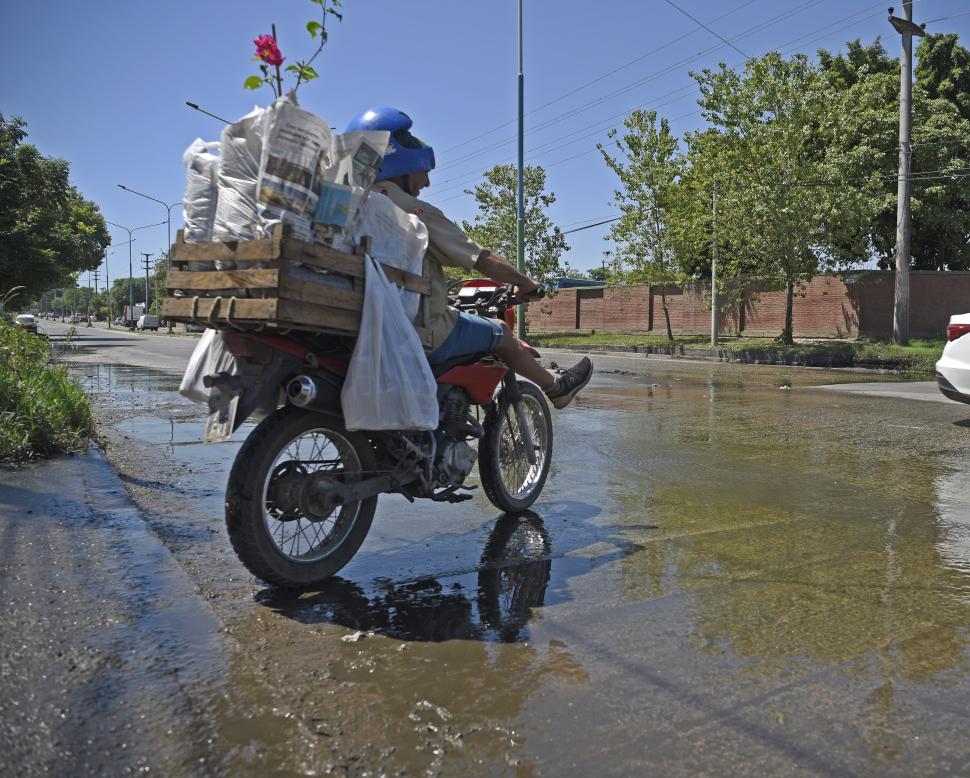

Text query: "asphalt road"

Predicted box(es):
[6, 325, 970, 776]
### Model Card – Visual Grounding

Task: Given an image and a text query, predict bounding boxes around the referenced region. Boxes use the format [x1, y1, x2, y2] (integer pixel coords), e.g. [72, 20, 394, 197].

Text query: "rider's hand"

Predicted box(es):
[513, 280, 542, 300]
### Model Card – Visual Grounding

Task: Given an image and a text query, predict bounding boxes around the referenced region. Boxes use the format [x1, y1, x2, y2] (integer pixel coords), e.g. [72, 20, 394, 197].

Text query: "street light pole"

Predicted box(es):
[888, 2, 924, 344]
[118, 185, 180, 332]
[515, 0, 526, 340]
[106, 220, 165, 329]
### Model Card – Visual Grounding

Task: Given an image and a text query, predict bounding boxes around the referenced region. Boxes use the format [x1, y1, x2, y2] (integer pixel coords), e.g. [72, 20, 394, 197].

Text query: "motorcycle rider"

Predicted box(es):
[345, 107, 593, 409]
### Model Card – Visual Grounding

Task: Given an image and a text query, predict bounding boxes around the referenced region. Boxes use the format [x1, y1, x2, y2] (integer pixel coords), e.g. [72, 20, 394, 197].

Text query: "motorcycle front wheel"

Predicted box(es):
[225, 406, 378, 589]
[479, 381, 553, 513]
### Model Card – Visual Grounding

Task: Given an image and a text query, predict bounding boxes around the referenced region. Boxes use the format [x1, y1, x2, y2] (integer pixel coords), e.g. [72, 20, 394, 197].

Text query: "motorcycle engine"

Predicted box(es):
[438, 440, 478, 485]
[435, 387, 482, 486]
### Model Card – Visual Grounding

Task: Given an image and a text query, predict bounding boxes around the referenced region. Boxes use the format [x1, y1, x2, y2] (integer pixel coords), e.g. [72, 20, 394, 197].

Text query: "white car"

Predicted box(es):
[936, 313, 970, 404]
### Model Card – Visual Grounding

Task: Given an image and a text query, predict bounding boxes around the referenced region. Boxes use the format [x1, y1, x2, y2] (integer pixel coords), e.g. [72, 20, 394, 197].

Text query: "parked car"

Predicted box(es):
[136, 314, 160, 331]
[936, 313, 970, 404]
[13, 314, 38, 334]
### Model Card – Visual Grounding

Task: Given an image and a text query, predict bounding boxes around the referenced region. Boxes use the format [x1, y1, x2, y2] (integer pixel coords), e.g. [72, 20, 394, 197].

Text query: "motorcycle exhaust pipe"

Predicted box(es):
[286, 374, 341, 413]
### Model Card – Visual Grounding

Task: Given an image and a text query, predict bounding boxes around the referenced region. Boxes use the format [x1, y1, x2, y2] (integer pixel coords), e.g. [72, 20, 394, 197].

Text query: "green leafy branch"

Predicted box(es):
[244, 0, 343, 97]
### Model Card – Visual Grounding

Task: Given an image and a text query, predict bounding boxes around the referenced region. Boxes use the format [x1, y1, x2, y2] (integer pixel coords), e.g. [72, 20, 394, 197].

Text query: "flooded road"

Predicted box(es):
[53, 353, 970, 774]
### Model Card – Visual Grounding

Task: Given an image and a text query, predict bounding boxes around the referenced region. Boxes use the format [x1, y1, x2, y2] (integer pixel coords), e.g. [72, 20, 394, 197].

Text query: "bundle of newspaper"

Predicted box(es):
[180, 95, 427, 318]
[183, 94, 389, 251]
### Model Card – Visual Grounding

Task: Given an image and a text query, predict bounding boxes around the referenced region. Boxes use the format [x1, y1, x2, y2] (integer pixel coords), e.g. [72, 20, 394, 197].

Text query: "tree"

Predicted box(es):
[818, 35, 970, 270]
[462, 164, 569, 287]
[690, 52, 874, 343]
[0, 116, 109, 298]
[598, 110, 687, 340]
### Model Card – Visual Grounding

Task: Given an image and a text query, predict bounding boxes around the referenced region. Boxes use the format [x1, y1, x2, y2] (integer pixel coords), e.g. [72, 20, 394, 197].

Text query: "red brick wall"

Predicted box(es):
[526, 272, 970, 338]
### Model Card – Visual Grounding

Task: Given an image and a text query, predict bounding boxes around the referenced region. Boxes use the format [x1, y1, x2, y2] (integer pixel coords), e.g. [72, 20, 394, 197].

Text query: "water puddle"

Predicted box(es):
[70, 356, 970, 775]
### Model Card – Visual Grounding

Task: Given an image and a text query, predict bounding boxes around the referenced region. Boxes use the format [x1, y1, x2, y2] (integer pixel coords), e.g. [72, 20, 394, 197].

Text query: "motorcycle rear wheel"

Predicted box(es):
[479, 381, 553, 513]
[225, 406, 378, 589]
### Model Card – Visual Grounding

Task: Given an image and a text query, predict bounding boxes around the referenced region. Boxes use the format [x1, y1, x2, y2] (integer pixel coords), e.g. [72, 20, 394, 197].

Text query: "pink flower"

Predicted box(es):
[253, 34, 285, 67]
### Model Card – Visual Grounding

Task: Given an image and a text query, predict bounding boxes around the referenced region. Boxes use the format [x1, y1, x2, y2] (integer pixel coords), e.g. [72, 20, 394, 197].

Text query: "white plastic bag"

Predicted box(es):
[179, 329, 237, 404]
[341, 256, 438, 431]
[182, 138, 221, 246]
[213, 106, 265, 245]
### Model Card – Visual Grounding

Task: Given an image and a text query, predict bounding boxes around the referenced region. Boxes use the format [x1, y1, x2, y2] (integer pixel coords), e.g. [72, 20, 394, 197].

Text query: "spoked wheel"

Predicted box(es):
[479, 381, 553, 512]
[225, 406, 378, 589]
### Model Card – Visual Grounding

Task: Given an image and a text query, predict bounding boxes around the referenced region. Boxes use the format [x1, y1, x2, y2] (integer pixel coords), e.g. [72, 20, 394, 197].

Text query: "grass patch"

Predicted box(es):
[0, 319, 96, 464]
[527, 331, 943, 374]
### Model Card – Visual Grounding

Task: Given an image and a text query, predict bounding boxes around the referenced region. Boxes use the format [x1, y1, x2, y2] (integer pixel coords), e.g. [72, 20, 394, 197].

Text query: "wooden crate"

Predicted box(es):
[162, 224, 432, 347]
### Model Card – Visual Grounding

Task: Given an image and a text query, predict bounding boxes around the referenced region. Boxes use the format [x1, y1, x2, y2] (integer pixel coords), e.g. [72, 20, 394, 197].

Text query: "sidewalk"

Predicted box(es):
[0, 448, 226, 775]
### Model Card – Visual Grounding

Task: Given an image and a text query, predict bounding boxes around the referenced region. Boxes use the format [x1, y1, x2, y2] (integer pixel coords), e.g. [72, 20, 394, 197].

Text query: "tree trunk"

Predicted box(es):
[782, 279, 794, 345]
[661, 288, 673, 341]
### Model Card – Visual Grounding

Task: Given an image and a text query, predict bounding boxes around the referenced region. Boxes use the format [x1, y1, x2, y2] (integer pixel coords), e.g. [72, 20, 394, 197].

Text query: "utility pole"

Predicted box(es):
[711, 181, 719, 347]
[888, 3, 925, 344]
[103, 250, 111, 329]
[142, 253, 152, 314]
[92, 270, 100, 323]
[86, 271, 93, 326]
[515, 0, 526, 340]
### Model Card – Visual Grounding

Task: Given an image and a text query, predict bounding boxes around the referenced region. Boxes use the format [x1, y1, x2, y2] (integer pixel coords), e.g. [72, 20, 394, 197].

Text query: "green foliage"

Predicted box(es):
[0, 116, 109, 300]
[817, 34, 970, 270]
[0, 315, 95, 463]
[246, 0, 342, 97]
[685, 52, 875, 343]
[599, 109, 687, 339]
[462, 164, 569, 287]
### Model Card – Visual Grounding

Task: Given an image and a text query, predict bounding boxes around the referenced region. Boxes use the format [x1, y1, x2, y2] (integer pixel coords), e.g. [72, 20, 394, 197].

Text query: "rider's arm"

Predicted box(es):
[474, 250, 541, 294]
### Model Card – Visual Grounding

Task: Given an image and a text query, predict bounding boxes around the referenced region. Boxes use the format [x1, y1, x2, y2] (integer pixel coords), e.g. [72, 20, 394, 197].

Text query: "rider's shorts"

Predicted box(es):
[427, 312, 505, 365]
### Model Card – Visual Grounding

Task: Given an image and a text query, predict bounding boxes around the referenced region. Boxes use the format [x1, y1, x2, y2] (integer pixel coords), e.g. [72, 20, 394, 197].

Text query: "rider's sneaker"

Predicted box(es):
[545, 356, 593, 409]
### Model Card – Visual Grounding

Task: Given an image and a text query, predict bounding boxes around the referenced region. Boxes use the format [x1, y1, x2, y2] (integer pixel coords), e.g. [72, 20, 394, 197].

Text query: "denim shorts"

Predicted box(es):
[427, 312, 505, 366]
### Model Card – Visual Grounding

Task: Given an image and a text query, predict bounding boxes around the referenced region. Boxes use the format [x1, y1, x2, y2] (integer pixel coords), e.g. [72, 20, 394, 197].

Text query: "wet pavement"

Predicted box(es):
[5, 338, 970, 775]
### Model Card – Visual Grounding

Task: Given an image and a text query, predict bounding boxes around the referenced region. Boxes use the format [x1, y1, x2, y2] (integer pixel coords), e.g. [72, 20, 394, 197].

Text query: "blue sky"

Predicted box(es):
[2, 0, 969, 286]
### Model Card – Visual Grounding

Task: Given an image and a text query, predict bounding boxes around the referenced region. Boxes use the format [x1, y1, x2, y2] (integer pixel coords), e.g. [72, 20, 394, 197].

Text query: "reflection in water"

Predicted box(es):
[260, 512, 554, 643]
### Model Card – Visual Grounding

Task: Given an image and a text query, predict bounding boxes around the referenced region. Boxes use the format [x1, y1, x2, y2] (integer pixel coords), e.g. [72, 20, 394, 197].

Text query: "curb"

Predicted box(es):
[532, 342, 933, 374]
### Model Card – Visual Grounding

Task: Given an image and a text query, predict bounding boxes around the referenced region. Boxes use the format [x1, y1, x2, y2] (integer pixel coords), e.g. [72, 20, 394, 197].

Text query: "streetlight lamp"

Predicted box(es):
[118, 185, 180, 332]
[106, 220, 165, 329]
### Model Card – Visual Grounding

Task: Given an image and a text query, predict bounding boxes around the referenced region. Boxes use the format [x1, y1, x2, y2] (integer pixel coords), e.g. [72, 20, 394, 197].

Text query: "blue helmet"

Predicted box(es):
[345, 107, 435, 181]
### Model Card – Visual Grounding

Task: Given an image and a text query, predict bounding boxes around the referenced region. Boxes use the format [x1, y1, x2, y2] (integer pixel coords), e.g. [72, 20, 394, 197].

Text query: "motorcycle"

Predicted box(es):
[208, 282, 551, 589]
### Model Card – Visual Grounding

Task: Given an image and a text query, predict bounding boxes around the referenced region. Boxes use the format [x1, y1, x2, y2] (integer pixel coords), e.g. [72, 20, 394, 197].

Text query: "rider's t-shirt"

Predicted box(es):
[374, 180, 482, 351]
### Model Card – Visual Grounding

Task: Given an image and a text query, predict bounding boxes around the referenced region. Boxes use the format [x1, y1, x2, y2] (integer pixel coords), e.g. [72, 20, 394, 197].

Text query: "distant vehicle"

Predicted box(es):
[124, 304, 146, 327]
[936, 313, 970, 404]
[77, 314, 88, 323]
[184, 323, 205, 333]
[136, 314, 160, 331]
[69, 314, 81, 324]
[14, 314, 38, 334]
[114, 317, 124, 326]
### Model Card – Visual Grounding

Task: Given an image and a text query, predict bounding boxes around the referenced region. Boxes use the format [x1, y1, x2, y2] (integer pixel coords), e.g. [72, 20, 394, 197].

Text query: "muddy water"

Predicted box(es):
[74, 360, 970, 776]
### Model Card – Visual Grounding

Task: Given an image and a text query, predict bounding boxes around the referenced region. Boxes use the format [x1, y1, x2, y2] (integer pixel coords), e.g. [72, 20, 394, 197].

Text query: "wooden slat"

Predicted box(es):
[278, 300, 360, 332]
[278, 274, 363, 312]
[172, 235, 283, 264]
[163, 296, 279, 321]
[295, 242, 430, 295]
[296, 244, 365, 278]
[167, 268, 280, 291]
[381, 265, 431, 295]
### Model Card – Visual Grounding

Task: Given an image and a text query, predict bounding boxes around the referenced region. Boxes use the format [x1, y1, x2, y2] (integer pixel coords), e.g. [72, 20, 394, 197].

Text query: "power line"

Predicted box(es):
[438, 0, 763, 156]
[562, 217, 622, 235]
[432, 0, 906, 200]
[662, 0, 752, 59]
[436, 0, 831, 173]
[925, 10, 970, 25]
